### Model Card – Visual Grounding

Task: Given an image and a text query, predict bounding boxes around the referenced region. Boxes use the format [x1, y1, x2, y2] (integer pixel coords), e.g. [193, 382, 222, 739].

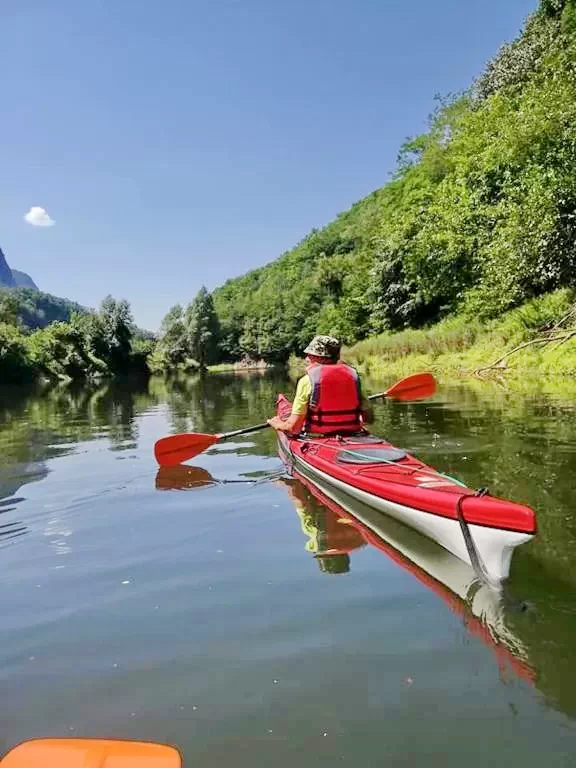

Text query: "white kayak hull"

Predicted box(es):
[284, 443, 534, 585]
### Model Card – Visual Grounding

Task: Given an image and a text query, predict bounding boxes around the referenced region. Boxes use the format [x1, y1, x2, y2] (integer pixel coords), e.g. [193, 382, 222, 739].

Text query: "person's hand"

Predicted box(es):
[267, 416, 283, 429]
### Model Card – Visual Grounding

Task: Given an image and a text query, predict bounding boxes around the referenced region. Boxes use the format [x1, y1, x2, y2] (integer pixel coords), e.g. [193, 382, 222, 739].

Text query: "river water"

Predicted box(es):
[1, 371, 576, 766]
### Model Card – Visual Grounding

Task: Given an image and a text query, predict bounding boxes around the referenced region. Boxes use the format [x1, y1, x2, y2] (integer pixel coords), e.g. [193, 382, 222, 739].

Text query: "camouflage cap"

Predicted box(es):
[303, 335, 341, 359]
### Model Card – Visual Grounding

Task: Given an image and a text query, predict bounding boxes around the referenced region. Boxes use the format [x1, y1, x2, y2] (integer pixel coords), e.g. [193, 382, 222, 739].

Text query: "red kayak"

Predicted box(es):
[276, 394, 536, 584]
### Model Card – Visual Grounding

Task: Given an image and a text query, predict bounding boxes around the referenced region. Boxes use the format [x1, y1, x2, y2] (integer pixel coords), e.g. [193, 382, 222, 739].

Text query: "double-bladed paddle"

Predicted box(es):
[154, 371, 436, 467]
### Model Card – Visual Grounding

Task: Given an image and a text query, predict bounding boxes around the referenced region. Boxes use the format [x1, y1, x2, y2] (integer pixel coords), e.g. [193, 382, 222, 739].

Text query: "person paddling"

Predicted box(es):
[267, 335, 374, 435]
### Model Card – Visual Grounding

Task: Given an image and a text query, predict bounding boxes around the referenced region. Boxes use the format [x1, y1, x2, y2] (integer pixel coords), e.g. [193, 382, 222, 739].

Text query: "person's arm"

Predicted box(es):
[267, 412, 307, 433]
[267, 375, 310, 434]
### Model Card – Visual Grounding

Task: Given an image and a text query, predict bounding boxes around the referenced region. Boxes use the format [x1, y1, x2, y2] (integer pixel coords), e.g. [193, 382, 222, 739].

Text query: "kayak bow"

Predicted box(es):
[0, 739, 181, 767]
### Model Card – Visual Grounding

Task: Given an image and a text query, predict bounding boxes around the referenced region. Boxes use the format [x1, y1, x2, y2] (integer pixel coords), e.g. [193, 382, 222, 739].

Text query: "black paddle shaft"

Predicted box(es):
[219, 423, 270, 440]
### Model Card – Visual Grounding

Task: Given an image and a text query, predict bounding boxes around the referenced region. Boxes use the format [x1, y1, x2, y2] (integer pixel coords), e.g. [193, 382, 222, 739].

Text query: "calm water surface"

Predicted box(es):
[1, 372, 576, 766]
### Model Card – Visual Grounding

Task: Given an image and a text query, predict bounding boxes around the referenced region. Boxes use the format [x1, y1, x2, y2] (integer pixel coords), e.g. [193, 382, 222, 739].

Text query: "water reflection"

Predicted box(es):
[149, 371, 287, 438]
[154, 464, 282, 490]
[155, 465, 217, 490]
[3, 371, 576, 726]
[0, 497, 27, 541]
[276, 459, 576, 724]
[279, 478, 366, 575]
[278, 467, 535, 675]
[0, 377, 153, 547]
[153, 453, 538, 687]
[0, 378, 150, 472]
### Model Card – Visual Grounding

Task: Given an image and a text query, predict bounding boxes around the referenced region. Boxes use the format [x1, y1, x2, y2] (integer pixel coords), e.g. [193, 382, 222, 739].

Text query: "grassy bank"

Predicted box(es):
[289, 290, 576, 382]
[347, 290, 576, 381]
[207, 360, 271, 373]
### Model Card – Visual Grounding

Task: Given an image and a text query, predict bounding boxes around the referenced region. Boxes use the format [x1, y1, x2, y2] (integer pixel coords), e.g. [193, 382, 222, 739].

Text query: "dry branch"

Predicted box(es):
[474, 331, 576, 376]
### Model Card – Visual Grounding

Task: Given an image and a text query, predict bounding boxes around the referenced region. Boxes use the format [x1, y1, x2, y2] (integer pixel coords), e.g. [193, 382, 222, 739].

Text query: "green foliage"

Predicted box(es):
[0, 292, 21, 327]
[344, 289, 576, 378]
[155, 304, 188, 368]
[345, 315, 485, 367]
[0, 295, 146, 383]
[540, 0, 568, 18]
[27, 321, 92, 380]
[152, 288, 221, 371]
[185, 287, 220, 367]
[561, 0, 576, 33]
[96, 295, 135, 374]
[0, 322, 35, 383]
[474, 12, 560, 100]
[213, 196, 381, 361]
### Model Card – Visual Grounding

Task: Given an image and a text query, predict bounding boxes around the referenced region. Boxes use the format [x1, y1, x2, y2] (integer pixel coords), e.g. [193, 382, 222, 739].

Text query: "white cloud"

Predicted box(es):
[24, 206, 55, 227]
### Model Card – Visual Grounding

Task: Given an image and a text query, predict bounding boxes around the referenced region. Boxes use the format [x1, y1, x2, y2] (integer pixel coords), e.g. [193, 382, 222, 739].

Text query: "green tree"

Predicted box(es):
[185, 287, 221, 368]
[0, 323, 34, 383]
[150, 304, 189, 370]
[0, 292, 20, 327]
[27, 321, 91, 380]
[97, 296, 135, 373]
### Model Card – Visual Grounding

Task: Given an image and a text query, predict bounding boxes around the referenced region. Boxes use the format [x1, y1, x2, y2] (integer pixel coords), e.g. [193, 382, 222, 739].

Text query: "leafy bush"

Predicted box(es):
[0, 296, 143, 382]
[0, 323, 35, 383]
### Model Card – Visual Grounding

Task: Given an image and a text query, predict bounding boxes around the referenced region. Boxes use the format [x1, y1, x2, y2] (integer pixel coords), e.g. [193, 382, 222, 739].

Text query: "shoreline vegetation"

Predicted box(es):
[344, 289, 576, 383]
[3, 1, 576, 389]
[285, 289, 576, 382]
[207, 360, 271, 373]
[3, 289, 576, 396]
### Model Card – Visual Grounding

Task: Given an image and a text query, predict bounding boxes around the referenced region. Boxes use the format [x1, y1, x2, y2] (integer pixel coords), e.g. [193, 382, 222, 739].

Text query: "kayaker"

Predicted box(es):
[267, 335, 373, 435]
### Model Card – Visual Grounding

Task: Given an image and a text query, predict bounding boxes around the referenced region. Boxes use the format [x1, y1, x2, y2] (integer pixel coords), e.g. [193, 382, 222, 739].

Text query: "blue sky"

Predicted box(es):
[0, 0, 537, 330]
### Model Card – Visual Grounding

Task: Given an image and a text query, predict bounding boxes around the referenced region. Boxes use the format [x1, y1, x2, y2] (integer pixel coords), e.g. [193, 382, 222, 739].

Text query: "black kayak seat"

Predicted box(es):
[337, 447, 407, 464]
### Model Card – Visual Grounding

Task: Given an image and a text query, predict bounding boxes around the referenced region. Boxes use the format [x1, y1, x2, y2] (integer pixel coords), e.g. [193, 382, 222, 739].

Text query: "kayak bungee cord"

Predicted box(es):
[456, 489, 501, 590]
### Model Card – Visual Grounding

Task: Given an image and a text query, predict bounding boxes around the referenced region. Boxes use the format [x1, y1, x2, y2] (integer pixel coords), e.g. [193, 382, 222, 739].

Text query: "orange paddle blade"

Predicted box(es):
[381, 372, 436, 400]
[154, 432, 220, 466]
[0, 739, 181, 767]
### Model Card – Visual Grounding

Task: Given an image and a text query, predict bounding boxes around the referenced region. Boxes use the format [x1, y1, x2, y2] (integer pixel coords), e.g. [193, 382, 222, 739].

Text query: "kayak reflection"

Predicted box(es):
[280, 468, 535, 685]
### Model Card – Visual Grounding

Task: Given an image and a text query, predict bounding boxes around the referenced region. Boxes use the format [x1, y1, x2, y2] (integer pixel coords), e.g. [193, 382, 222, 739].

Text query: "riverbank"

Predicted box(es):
[207, 359, 272, 373]
[289, 290, 576, 384]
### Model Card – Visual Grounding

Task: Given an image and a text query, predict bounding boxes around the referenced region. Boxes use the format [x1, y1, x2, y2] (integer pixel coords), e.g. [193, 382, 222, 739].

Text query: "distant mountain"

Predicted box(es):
[11, 269, 39, 290]
[0, 246, 38, 290]
[0, 248, 16, 287]
[0, 246, 85, 329]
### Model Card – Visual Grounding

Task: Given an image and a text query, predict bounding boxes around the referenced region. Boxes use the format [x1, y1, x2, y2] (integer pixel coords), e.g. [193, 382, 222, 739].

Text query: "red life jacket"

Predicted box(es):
[305, 362, 364, 435]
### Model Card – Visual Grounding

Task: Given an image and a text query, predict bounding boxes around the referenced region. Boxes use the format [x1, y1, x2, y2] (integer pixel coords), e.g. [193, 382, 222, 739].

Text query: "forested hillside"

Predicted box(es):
[209, 0, 576, 362]
[0, 287, 88, 329]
